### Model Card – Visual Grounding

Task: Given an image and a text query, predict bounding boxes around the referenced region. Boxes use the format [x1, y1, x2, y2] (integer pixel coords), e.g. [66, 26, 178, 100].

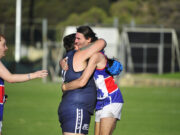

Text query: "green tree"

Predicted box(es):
[56, 7, 113, 40]
[109, 0, 180, 28]
[110, 0, 147, 25]
[32, 0, 110, 25]
[57, 7, 112, 27]
[0, 0, 16, 24]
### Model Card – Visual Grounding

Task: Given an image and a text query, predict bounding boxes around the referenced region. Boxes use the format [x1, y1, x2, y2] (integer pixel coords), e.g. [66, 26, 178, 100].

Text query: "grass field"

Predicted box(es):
[3, 76, 180, 135]
[132, 72, 180, 80]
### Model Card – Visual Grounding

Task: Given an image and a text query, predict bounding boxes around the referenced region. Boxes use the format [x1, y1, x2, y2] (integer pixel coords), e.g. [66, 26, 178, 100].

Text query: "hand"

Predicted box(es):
[34, 70, 48, 78]
[61, 83, 66, 92]
[60, 58, 68, 71]
[61, 83, 65, 91]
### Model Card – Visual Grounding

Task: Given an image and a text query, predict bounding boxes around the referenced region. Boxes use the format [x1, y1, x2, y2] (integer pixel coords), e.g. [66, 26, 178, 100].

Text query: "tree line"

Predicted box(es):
[0, 0, 180, 29]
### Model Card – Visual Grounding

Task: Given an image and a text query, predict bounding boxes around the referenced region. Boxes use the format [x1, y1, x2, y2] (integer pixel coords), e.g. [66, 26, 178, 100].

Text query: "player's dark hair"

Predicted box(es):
[0, 34, 5, 41]
[76, 26, 98, 42]
[63, 33, 75, 52]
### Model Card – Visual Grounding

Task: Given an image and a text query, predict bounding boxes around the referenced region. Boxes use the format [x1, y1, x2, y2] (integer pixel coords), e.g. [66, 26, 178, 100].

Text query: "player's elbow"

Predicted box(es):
[6, 79, 15, 83]
[99, 39, 107, 48]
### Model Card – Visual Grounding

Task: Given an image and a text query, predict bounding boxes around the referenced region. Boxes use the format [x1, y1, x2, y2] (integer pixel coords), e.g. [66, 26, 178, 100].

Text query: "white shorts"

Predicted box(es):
[95, 103, 123, 122]
[0, 121, 2, 132]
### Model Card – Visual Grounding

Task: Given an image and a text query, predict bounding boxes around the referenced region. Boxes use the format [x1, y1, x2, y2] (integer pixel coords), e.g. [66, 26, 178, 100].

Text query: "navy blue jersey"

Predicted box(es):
[60, 50, 97, 114]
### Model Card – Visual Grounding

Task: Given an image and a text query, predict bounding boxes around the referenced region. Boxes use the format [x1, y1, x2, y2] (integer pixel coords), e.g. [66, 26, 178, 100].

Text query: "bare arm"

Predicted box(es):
[76, 39, 106, 61]
[59, 39, 106, 71]
[60, 39, 106, 71]
[0, 61, 48, 83]
[62, 53, 100, 91]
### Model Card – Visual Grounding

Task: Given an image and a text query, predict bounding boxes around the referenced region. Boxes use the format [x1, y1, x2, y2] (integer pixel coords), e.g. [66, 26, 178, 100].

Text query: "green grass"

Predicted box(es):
[3, 79, 180, 135]
[114, 86, 180, 135]
[150, 72, 180, 79]
[3, 79, 61, 135]
[133, 72, 180, 80]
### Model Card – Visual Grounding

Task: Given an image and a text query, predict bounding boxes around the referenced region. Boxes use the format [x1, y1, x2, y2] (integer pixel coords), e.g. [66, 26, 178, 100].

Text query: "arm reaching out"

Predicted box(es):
[62, 53, 100, 91]
[0, 61, 48, 83]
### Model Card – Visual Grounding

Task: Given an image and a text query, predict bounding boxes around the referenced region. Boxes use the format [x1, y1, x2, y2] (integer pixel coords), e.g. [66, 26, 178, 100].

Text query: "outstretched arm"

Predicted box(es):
[0, 61, 48, 83]
[62, 53, 100, 91]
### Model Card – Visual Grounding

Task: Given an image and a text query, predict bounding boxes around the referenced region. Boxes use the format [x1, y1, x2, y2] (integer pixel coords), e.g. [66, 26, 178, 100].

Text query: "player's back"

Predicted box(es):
[60, 50, 96, 114]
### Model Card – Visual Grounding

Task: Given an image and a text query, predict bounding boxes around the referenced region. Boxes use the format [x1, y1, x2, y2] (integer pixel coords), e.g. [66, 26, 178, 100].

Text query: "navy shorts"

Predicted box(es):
[0, 104, 4, 121]
[58, 107, 91, 134]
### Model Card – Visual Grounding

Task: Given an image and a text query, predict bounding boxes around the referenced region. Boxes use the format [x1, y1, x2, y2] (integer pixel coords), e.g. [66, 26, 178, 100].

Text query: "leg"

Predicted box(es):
[96, 103, 123, 135]
[99, 117, 117, 135]
[109, 119, 117, 135]
[63, 132, 85, 135]
[0, 121, 2, 135]
[95, 109, 102, 135]
[95, 122, 100, 135]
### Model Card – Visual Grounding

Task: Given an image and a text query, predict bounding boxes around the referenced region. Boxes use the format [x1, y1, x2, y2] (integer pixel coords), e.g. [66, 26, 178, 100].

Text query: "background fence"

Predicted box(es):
[1, 21, 180, 82]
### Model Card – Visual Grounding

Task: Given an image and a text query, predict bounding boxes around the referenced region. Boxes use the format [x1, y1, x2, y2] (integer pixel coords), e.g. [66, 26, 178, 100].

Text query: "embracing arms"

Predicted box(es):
[62, 53, 100, 91]
[60, 39, 106, 69]
[77, 39, 106, 61]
